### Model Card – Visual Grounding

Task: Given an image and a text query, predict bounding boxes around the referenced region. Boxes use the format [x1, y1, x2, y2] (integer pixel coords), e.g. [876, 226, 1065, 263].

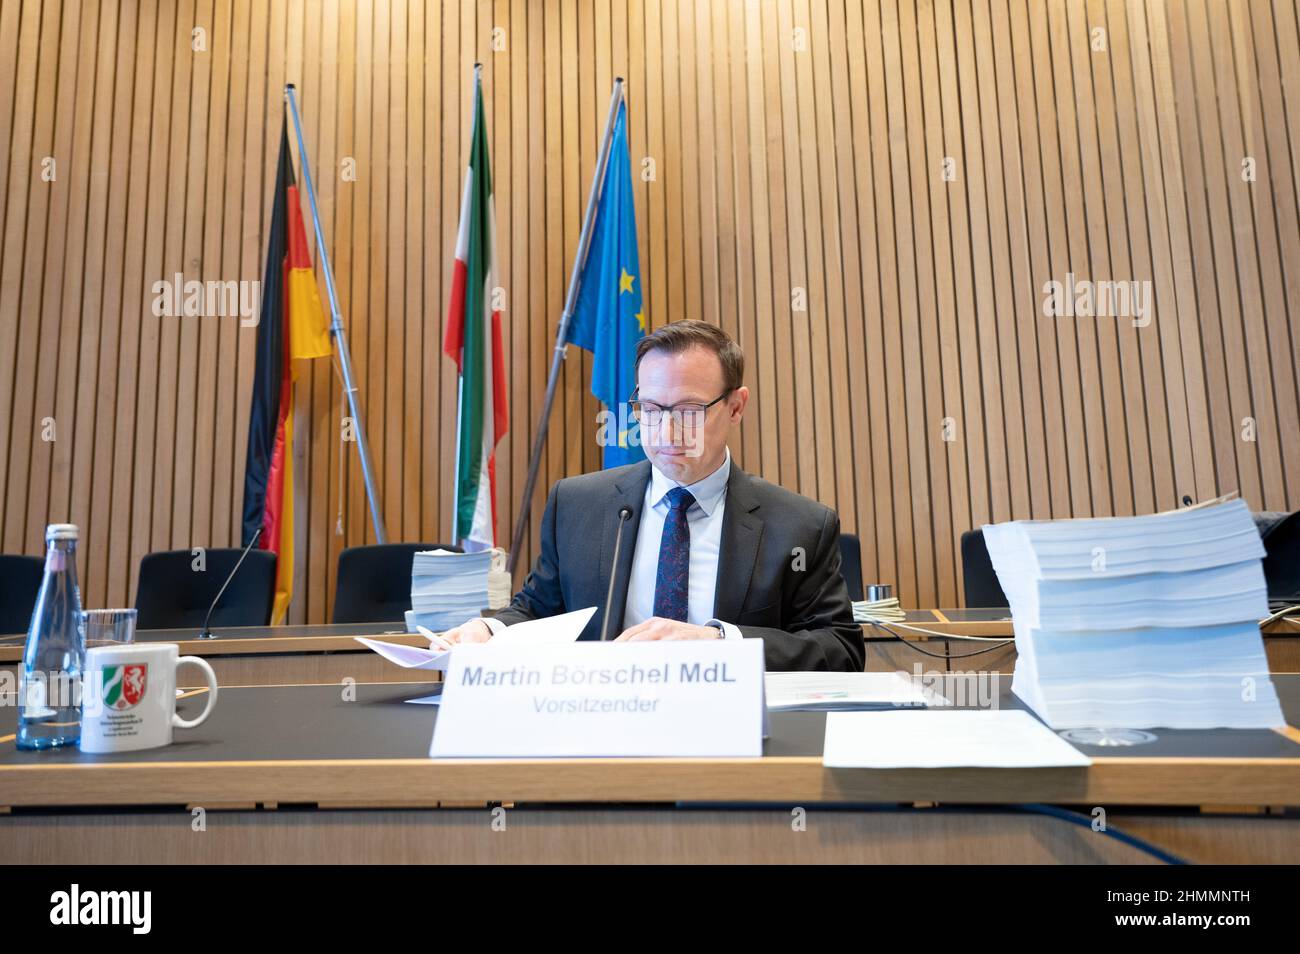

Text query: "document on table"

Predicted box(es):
[487, 607, 597, 648]
[765, 671, 939, 711]
[353, 636, 451, 671]
[822, 709, 1091, 768]
[355, 606, 597, 673]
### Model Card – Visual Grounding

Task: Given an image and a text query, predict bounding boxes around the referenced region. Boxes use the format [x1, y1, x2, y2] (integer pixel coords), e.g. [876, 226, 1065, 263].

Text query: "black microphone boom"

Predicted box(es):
[198, 527, 263, 640]
[600, 506, 634, 642]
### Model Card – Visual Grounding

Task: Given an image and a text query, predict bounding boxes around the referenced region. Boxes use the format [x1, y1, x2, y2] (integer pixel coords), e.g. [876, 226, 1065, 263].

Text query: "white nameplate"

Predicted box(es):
[429, 638, 765, 758]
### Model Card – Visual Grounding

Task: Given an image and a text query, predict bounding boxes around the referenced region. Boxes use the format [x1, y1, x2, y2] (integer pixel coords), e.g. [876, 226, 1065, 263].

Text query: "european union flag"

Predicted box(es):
[566, 100, 646, 469]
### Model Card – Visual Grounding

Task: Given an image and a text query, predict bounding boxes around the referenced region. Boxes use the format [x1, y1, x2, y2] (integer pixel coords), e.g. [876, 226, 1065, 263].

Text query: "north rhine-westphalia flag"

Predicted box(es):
[241, 116, 333, 623]
[444, 76, 508, 551]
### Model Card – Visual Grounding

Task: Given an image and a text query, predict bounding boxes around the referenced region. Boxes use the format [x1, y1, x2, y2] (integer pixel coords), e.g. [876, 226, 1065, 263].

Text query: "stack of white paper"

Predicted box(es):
[409, 548, 510, 632]
[982, 497, 1285, 730]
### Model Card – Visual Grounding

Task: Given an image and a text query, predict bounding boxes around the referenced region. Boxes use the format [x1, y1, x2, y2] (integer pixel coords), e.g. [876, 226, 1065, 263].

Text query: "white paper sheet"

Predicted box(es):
[488, 606, 597, 648]
[765, 671, 937, 711]
[405, 691, 443, 705]
[822, 709, 1092, 768]
[353, 637, 451, 671]
[356, 606, 597, 672]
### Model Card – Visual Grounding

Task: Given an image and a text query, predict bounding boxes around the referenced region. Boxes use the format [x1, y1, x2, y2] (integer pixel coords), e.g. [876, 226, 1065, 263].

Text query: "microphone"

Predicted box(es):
[600, 506, 634, 642]
[198, 527, 263, 640]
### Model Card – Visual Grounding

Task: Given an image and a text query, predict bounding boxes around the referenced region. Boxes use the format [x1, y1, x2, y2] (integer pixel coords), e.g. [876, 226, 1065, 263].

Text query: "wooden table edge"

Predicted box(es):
[3, 754, 1299, 810]
[2, 618, 1296, 660]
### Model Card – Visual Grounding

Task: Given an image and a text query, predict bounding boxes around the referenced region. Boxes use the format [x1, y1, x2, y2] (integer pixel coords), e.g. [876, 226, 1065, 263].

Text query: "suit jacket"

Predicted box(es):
[494, 459, 865, 671]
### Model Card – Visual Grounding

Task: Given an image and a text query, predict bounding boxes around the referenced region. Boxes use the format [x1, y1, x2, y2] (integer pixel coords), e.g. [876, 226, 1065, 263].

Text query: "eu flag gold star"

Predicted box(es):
[635, 308, 647, 332]
[619, 268, 635, 295]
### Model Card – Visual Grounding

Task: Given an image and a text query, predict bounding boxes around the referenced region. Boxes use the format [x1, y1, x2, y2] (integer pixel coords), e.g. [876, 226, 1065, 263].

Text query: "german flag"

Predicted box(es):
[241, 117, 333, 623]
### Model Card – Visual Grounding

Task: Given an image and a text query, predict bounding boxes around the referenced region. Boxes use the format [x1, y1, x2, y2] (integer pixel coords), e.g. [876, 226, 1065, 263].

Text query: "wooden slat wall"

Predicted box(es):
[1, 0, 1298, 620]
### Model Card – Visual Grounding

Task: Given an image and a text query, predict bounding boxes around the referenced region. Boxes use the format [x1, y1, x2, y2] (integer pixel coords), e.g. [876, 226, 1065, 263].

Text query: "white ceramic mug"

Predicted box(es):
[81, 643, 218, 753]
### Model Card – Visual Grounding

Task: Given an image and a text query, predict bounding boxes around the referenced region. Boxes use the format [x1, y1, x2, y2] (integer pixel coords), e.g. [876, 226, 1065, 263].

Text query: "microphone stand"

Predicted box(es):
[600, 507, 634, 641]
[198, 527, 263, 640]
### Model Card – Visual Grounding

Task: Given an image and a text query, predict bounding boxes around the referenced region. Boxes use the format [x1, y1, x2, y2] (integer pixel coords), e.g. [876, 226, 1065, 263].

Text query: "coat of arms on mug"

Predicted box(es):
[102, 663, 147, 711]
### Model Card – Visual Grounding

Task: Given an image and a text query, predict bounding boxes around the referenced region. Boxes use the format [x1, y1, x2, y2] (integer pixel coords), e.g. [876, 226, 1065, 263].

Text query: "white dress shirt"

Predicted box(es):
[621, 449, 741, 639]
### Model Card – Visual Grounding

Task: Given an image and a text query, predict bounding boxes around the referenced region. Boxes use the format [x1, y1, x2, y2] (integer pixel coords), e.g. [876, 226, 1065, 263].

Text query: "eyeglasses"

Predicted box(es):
[628, 388, 732, 428]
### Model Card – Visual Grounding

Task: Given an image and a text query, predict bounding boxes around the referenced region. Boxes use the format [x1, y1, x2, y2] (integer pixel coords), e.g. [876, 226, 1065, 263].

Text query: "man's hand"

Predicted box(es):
[440, 618, 495, 645]
[614, 617, 722, 642]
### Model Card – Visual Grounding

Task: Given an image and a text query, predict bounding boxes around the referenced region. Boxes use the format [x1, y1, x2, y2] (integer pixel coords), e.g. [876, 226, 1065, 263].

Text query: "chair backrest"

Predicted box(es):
[135, 549, 278, 630]
[0, 554, 45, 635]
[1254, 511, 1300, 602]
[838, 532, 864, 602]
[960, 529, 1009, 608]
[332, 543, 463, 624]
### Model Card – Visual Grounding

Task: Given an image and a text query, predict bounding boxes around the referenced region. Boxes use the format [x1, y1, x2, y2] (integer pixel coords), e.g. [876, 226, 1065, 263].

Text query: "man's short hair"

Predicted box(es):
[634, 319, 744, 392]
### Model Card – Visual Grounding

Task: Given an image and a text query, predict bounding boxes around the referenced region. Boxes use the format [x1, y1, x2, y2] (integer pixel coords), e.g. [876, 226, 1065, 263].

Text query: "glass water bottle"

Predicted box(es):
[17, 524, 85, 750]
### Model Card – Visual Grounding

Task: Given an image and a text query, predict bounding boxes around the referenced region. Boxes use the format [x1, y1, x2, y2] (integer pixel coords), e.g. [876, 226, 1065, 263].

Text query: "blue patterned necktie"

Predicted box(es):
[653, 487, 696, 621]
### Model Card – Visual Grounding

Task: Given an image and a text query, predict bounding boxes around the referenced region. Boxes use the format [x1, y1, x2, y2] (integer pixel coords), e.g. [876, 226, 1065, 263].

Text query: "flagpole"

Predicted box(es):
[284, 84, 388, 544]
[506, 77, 625, 573]
[449, 64, 484, 549]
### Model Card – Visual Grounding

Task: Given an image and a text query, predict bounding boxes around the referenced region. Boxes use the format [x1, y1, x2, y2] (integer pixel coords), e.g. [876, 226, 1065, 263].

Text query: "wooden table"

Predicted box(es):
[3, 610, 1296, 688]
[2, 678, 1298, 864]
[0, 622, 440, 688]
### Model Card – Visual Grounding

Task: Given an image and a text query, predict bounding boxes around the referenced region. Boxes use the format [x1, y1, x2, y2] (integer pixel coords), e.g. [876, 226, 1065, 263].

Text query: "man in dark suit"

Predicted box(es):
[442, 319, 864, 671]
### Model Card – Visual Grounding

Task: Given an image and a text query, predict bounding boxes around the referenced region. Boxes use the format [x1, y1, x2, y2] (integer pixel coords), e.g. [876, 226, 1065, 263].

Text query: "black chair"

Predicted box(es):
[838, 532, 864, 602]
[1254, 511, 1300, 603]
[135, 549, 277, 630]
[960, 528, 1009, 608]
[0, 554, 44, 635]
[332, 543, 463, 624]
